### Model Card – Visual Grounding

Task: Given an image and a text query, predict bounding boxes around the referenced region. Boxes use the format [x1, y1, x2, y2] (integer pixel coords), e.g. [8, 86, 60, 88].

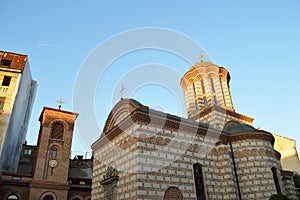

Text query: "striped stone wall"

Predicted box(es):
[92, 98, 297, 200]
[92, 122, 293, 199]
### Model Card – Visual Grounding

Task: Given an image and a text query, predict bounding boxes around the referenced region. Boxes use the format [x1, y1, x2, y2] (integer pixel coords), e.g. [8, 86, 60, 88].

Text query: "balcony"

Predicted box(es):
[0, 86, 9, 94]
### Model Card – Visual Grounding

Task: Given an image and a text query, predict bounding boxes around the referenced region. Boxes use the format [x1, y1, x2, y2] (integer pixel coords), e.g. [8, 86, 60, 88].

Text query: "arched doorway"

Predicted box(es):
[163, 186, 183, 200]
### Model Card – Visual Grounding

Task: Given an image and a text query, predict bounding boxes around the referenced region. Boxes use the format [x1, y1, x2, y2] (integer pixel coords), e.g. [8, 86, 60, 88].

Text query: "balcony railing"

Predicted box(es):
[0, 86, 9, 94]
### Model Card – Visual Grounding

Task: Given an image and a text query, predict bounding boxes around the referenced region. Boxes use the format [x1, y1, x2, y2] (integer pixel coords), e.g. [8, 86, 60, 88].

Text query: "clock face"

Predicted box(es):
[49, 159, 58, 168]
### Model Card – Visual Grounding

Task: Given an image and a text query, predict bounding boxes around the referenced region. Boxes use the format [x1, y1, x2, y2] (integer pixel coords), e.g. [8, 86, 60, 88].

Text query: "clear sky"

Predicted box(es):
[1, 1, 300, 153]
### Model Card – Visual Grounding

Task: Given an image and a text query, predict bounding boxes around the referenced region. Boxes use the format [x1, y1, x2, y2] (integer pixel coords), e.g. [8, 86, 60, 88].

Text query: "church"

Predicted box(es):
[92, 58, 298, 199]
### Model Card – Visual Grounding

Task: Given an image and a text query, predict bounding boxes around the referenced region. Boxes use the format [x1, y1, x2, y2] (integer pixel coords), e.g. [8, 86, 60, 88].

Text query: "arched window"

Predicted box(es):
[163, 186, 183, 200]
[193, 163, 206, 200]
[51, 122, 64, 140]
[219, 76, 226, 105]
[51, 147, 57, 159]
[201, 79, 205, 94]
[7, 195, 18, 200]
[193, 83, 199, 110]
[203, 96, 208, 106]
[213, 95, 218, 105]
[271, 166, 281, 194]
[210, 78, 215, 93]
[201, 79, 208, 106]
[43, 195, 54, 200]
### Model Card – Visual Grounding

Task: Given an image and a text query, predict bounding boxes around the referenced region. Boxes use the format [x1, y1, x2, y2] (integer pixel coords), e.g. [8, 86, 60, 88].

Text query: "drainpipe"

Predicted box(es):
[229, 136, 242, 200]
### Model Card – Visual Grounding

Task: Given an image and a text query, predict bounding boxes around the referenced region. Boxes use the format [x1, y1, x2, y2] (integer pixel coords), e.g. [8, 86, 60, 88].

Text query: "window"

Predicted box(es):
[12, 176, 21, 181]
[210, 78, 215, 93]
[43, 195, 54, 200]
[214, 95, 218, 105]
[193, 83, 197, 98]
[193, 163, 206, 200]
[7, 195, 18, 200]
[219, 76, 226, 105]
[0, 97, 5, 110]
[201, 80, 205, 94]
[51, 148, 57, 159]
[72, 180, 80, 184]
[163, 186, 183, 200]
[1, 59, 12, 67]
[2, 76, 11, 86]
[271, 167, 281, 194]
[24, 149, 32, 155]
[195, 100, 199, 110]
[203, 97, 208, 106]
[193, 83, 199, 110]
[51, 123, 64, 140]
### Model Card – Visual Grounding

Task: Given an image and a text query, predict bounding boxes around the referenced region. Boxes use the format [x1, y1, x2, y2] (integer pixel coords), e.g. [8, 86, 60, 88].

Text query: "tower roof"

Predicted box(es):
[38, 107, 79, 122]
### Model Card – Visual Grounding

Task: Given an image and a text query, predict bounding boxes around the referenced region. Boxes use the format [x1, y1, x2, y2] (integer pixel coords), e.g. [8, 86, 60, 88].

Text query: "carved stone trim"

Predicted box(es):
[100, 176, 119, 185]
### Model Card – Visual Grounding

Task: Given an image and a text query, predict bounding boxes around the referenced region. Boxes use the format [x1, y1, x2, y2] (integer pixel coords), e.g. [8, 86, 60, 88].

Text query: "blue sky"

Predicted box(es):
[1, 1, 300, 152]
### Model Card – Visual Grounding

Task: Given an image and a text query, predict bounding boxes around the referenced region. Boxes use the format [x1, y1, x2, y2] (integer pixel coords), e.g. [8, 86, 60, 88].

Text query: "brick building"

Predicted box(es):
[92, 59, 298, 199]
[0, 107, 92, 200]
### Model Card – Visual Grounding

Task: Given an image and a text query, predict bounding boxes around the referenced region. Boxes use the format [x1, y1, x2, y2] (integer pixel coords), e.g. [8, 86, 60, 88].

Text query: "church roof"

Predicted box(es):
[101, 98, 212, 135]
[190, 61, 217, 70]
[126, 98, 143, 106]
[93, 98, 276, 150]
[224, 123, 260, 134]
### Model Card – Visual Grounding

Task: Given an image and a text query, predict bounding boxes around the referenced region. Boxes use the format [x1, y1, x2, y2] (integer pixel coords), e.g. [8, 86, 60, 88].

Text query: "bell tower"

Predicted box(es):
[29, 107, 78, 200]
[180, 56, 253, 129]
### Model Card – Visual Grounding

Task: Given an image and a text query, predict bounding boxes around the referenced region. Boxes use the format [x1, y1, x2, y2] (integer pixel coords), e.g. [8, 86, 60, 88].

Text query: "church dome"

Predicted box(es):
[187, 61, 218, 72]
[180, 59, 234, 118]
[224, 123, 259, 134]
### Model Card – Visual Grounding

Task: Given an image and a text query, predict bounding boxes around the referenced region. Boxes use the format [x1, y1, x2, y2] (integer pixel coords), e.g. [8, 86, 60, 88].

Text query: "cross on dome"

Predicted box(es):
[120, 84, 125, 99]
[199, 51, 204, 62]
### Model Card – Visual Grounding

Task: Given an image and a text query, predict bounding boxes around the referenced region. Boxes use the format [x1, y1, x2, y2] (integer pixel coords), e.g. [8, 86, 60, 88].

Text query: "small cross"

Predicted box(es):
[199, 51, 204, 62]
[120, 84, 125, 99]
[56, 98, 65, 110]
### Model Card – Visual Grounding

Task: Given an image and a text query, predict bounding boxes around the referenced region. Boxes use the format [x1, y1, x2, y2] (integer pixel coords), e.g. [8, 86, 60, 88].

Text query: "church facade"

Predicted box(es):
[92, 60, 298, 199]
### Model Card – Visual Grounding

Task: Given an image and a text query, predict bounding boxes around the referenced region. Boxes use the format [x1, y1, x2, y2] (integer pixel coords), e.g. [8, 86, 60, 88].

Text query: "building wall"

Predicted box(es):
[0, 184, 30, 199]
[0, 69, 22, 171]
[195, 108, 253, 130]
[92, 124, 140, 199]
[0, 57, 37, 173]
[92, 120, 292, 200]
[273, 134, 300, 174]
[17, 144, 37, 174]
